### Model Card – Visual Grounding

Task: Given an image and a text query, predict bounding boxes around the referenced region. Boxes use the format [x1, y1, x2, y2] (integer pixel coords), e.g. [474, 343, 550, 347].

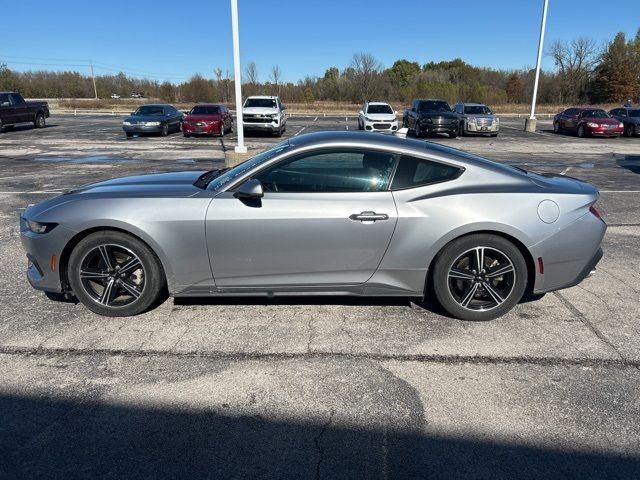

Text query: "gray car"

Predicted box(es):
[453, 102, 500, 136]
[20, 131, 605, 321]
[122, 104, 183, 138]
[609, 107, 640, 137]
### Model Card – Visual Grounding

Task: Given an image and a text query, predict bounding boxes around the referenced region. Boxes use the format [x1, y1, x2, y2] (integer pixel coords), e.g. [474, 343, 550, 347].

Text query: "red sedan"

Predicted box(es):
[183, 104, 233, 137]
[553, 107, 624, 138]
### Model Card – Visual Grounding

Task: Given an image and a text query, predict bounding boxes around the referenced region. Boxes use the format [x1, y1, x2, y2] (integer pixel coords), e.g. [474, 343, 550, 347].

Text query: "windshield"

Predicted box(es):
[582, 109, 609, 118]
[244, 98, 277, 109]
[419, 101, 451, 112]
[464, 106, 491, 115]
[629, 109, 640, 118]
[367, 104, 393, 114]
[206, 142, 291, 191]
[190, 106, 220, 115]
[134, 106, 164, 116]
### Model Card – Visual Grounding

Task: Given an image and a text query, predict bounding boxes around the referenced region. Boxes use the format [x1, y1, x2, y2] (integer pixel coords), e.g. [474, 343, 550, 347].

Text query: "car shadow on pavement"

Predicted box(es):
[2, 393, 638, 479]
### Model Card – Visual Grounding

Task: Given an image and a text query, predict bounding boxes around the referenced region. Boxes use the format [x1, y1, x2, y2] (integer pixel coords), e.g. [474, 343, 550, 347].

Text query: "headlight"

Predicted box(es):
[619, 123, 624, 128]
[24, 218, 57, 234]
[145, 121, 161, 126]
[466, 117, 476, 124]
[123, 121, 131, 126]
[586, 122, 599, 128]
[422, 117, 432, 123]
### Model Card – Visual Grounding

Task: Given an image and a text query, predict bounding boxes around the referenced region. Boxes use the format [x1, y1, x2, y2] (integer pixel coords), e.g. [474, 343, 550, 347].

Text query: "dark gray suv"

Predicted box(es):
[609, 107, 640, 137]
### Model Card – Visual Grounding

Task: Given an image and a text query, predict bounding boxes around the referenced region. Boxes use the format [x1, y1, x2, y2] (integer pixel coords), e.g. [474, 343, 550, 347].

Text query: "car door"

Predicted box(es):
[0, 93, 16, 125]
[9, 93, 28, 123]
[206, 148, 399, 288]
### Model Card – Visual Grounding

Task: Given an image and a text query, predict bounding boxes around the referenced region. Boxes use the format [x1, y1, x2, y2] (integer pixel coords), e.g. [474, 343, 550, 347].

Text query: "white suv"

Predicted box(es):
[358, 102, 398, 132]
[242, 95, 287, 136]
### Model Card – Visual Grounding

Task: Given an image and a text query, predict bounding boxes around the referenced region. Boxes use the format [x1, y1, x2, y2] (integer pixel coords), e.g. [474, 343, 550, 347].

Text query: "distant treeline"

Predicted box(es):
[1, 29, 638, 106]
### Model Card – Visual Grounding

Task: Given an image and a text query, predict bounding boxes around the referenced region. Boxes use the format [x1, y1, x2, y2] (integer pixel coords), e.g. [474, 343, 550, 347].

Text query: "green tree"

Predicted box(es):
[387, 59, 420, 88]
[505, 73, 525, 103]
[0, 63, 21, 91]
[590, 32, 638, 102]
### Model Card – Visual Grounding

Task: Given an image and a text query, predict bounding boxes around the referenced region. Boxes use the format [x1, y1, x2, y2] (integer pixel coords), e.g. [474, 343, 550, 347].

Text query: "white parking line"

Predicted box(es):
[294, 126, 307, 136]
[600, 190, 640, 193]
[501, 124, 557, 138]
[313, 116, 318, 122]
[0, 191, 63, 194]
[560, 167, 572, 175]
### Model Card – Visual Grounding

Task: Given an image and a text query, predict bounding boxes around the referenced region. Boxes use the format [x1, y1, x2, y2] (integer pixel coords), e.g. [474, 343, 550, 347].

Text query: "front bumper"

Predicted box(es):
[20, 223, 77, 293]
[586, 126, 623, 136]
[183, 122, 222, 135]
[123, 124, 164, 134]
[418, 122, 458, 135]
[464, 122, 499, 134]
[364, 119, 398, 131]
[243, 121, 281, 132]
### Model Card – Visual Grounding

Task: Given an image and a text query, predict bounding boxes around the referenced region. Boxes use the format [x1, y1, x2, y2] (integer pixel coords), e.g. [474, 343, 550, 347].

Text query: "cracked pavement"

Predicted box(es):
[0, 115, 639, 479]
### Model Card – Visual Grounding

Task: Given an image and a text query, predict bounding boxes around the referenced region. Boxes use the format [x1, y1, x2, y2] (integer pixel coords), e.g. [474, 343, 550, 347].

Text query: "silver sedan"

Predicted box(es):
[20, 131, 605, 321]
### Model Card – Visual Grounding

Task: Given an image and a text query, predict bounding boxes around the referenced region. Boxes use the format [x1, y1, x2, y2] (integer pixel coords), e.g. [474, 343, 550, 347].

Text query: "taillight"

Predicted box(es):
[589, 205, 602, 220]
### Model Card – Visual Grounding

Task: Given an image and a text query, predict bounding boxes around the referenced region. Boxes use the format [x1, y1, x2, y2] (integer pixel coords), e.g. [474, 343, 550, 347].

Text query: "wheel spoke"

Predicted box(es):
[99, 278, 117, 305]
[119, 279, 142, 299]
[98, 245, 115, 270]
[449, 268, 475, 281]
[80, 268, 109, 280]
[475, 247, 485, 271]
[483, 281, 505, 305]
[118, 256, 142, 274]
[486, 264, 514, 278]
[460, 283, 479, 307]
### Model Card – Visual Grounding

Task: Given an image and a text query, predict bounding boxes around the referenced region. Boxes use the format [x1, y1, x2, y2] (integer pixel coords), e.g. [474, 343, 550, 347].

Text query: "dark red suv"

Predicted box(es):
[553, 107, 624, 138]
[183, 104, 233, 137]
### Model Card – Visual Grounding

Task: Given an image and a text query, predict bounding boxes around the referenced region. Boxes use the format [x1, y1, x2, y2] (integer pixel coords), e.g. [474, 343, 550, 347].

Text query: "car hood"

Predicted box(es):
[65, 171, 206, 196]
[125, 115, 166, 123]
[243, 107, 279, 115]
[364, 113, 397, 121]
[585, 117, 621, 125]
[419, 111, 458, 119]
[184, 114, 223, 122]
[464, 114, 496, 121]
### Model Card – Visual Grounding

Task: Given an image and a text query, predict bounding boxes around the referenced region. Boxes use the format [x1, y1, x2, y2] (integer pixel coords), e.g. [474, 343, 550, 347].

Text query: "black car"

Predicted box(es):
[0, 92, 49, 132]
[609, 107, 640, 137]
[122, 104, 183, 138]
[403, 99, 459, 138]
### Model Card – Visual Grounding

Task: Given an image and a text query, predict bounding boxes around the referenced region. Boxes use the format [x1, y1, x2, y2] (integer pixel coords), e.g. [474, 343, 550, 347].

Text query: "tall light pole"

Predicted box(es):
[230, 0, 246, 153]
[524, 0, 549, 132]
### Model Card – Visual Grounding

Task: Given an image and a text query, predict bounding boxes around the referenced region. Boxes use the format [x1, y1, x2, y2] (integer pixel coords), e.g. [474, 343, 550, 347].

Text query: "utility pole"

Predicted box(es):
[524, 0, 549, 132]
[230, 0, 246, 153]
[90, 61, 98, 99]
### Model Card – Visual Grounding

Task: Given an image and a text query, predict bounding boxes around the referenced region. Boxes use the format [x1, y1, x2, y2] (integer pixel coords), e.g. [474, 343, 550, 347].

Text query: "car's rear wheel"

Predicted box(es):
[449, 130, 457, 138]
[625, 124, 635, 137]
[414, 121, 421, 138]
[126, 132, 134, 138]
[577, 124, 586, 138]
[161, 123, 169, 136]
[432, 234, 527, 321]
[34, 113, 46, 128]
[553, 121, 561, 134]
[67, 231, 166, 316]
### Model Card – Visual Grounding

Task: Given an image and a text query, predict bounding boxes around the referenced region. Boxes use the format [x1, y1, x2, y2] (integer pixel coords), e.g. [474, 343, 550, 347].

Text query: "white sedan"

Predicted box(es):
[358, 102, 398, 132]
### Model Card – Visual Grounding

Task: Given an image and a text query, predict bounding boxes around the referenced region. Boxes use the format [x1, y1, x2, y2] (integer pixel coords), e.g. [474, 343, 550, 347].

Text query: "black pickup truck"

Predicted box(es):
[402, 99, 459, 138]
[0, 92, 49, 132]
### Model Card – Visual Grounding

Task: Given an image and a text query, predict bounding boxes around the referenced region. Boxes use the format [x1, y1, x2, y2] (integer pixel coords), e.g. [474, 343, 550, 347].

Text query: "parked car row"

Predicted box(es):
[357, 99, 499, 138]
[553, 106, 639, 138]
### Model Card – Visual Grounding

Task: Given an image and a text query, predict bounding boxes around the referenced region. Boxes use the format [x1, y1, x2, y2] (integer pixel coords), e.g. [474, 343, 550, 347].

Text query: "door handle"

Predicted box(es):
[349, 211, 389, 222]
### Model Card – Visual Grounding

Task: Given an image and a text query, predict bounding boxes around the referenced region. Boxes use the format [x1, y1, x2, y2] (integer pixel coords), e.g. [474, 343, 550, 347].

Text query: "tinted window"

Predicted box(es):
[135, 106, 164, 116]
[255, 150, 396, 193]
[564, 108, 577, 116]
[367, 104, 393, 114]
[418, 101, 451, 112]
[581, 109, 609, 118]
[391, 155, 462, 190]
[9, 93, 23, 105]
[464, 105, 491, 115]
[0, 94, 9, 105]
[191, 106, 221, 115]
[629, 109, 640, 118]
[244, 98, 277, 108]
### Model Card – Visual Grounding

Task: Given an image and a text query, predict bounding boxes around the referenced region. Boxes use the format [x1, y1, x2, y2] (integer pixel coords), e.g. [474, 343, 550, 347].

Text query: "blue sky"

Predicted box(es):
[1, 0, 638, 83]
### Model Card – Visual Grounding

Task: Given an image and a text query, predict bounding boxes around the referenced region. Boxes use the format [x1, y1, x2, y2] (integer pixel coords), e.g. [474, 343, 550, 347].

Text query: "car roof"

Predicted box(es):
[139, 104, 172, 107]
[459, 102, 486, 106]
[192, 103, 223, 107]
[246, 95, 278, 99]
[367, 101, 391, 105]
[285, 131, 525, 177]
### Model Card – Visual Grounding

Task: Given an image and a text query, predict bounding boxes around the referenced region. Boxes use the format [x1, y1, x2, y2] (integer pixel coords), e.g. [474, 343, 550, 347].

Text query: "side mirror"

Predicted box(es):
[359, 111, 363, 115]
[131, 111, 136, 115]
[394, 110, 398, 116]
[234, 179, 264, 199]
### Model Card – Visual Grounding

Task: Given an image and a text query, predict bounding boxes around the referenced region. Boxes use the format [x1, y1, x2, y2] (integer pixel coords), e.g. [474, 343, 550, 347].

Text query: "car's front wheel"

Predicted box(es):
[625, 124, 636, 137]
[577, 124, 586, 138]
[431, 234, 528, 321]
[553, 121, 561, 134]
[34, 113, 46, 128]
[67, 231, 166, 316]
[161, 123, 169, 136]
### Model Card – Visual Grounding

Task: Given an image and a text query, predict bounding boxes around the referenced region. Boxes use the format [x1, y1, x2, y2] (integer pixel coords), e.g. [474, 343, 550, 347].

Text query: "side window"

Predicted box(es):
[619, 109, 628, 117]
[0, 94, 10, 106]
[9, 93, 23, 105]
[391, 155, 462, 190]
[254, 150, 396, 193]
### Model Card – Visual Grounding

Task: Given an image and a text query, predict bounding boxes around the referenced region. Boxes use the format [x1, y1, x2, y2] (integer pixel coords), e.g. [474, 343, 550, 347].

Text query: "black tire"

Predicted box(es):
[126, 132, 134, 138]
[449, 131, 457, 139]
[229, 122, 233, 133]
[458, 122, 465, 137]
[183, 133, 191, 137]
[625, 124, 635, 137]
[490, 133, 498, 137]
[577, 124, 586, 138]
[414, 121, 421, 138]
[161, 123, 169, 137]
[34, 113, 46, 128]
[431, 234, 528, 321]
[67, 231, 166, 316]
[553, 121, 561, 134]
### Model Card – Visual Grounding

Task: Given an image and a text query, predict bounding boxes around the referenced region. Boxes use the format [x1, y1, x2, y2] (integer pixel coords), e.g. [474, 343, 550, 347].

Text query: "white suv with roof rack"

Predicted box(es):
[242, 95, 287, 136]
[358, 102, 398, 132]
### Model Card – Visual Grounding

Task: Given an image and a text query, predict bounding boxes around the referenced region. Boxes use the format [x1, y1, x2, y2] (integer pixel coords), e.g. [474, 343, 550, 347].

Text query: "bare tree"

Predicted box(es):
[548, 37, 600, 102]
[270, 65, 282, 95]
[213, 68, 222, 82]
[349, 53, 382, 102]
[244, 62, 258, 84]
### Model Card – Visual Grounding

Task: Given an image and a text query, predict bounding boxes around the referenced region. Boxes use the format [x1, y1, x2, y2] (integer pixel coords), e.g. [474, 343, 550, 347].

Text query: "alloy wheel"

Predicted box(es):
[447, 246, 516, 311]
[78, 244, 145, 307]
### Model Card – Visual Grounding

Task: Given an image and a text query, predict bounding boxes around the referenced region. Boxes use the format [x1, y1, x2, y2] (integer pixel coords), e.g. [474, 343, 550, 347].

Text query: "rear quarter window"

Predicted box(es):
[391, 155, 462, 190]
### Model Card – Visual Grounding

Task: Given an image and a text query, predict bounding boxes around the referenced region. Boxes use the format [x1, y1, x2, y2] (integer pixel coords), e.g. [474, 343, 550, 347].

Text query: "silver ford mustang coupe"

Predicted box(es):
[20, 131, 605, 321]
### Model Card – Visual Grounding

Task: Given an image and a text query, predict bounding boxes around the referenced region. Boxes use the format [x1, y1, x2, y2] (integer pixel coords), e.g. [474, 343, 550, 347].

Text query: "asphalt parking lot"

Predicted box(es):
[1, 114, 639, 479]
